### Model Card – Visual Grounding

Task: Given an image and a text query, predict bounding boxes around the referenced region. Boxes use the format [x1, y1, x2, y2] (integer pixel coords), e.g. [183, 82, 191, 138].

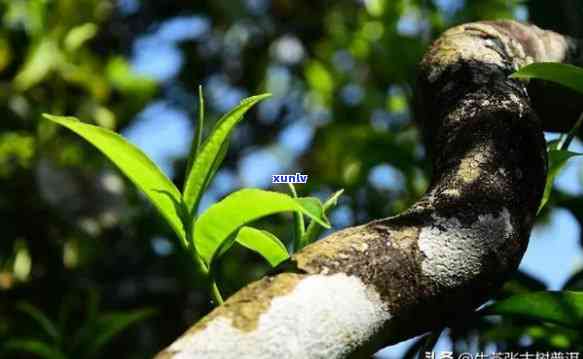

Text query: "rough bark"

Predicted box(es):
[156, 21, 583, 359]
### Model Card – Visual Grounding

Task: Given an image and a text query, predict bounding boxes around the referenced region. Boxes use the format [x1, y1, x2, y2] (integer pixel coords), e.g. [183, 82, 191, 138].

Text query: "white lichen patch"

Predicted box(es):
[418, 208, 513, 288]
[456, 156, 481, 184]
[441, 188, 461, 198]
[167, 274, 392, 359]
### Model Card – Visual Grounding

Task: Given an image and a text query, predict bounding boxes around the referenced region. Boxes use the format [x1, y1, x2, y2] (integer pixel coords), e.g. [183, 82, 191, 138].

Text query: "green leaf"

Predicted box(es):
[324, 189, 344, 209]
[43, 114, 186, 244]
[73, 309, 155, 358]
[16, 303, 60, 343]
[538, 149, 582, 213]
[201, 139, 230, 198]
[511, 63, 583, 95]
[105, 57, 156, 97]
[194, 189, 330, 265]
[481, 291, 583, 329]
[295, 197, 327, 224]
[14, 39, 60, 90]
[547, 138, 562, 151]
[301, 189, 344, 248]
[235, 227, 289, 267]
[184, 85, 205, 188]
[64, 23, 98, 52]
[2, 338, 67, 359]
[559, 113, 583, 150]
[182, 94, 271, 216]
[305, 61, 334, 97]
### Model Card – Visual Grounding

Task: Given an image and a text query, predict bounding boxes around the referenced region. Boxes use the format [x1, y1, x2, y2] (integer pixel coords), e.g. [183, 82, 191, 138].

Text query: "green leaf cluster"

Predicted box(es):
[44, 89, 341, 305]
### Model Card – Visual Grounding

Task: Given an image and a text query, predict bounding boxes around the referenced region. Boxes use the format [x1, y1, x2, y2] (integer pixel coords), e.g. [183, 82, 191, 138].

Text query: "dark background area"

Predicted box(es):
[1, 0, 583, 357]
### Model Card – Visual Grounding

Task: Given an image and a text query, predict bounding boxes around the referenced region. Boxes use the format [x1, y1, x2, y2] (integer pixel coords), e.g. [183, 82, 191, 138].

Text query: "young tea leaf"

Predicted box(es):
[538, 149, 582, 213]
[182, 94, 271, 217]
[480, 291, 583, 329]
[295, 197, 327, 227]
[511, 63, 583, 95]
[184, 85, 205, 187]
[234, 227, 289, 267]
[43, 114, 186, 244]
[301, 189, 344, 249]
[194, 189, 329, 266]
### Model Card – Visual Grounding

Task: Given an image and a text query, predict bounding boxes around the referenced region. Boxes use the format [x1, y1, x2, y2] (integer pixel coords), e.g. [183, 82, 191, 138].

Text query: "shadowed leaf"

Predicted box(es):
[481, 291, 583, 329]
[2, 338, 67, 359]
[511, 63, 583, 95]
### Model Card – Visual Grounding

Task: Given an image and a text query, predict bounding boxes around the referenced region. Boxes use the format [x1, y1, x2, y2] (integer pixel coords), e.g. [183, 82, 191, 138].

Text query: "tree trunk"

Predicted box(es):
[156, 20, 583, 359]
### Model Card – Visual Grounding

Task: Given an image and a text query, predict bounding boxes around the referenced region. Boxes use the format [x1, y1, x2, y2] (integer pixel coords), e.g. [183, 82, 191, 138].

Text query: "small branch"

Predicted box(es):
[155, 21, 581, 359]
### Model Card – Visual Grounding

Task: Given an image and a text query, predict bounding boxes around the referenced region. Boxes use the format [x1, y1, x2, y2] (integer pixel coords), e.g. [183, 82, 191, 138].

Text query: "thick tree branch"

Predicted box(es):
[156, 21, 581, 358]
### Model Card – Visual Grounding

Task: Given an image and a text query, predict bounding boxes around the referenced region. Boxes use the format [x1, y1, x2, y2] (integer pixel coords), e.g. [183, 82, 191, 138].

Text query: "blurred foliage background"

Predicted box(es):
[1, 0, 583, 357]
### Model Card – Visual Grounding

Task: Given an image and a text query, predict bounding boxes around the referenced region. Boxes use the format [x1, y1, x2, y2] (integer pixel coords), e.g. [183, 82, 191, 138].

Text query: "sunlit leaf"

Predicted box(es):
[301, 189, 344, 248]
[0, 132, 35, 177]
[182, 94, 270, 216]
[64, 23, 98, 52]
[200, 139, 229, 204]
[43, 114, 186, 244]
[295, 197, 327, 225]
[234, 227, 289, 266]
[184, 85, 205, 187]
[481, 291, 583, 329]
[511, 63, 583, 95]
[105, 57, 156, 97]
[305, 61, 334, 98]
[14, 39, 60, 90]
[2, 338, 67, 359]
[538, 149, 582, 213]
[364, 0, 386, 16]
[194, 189, 330, 265]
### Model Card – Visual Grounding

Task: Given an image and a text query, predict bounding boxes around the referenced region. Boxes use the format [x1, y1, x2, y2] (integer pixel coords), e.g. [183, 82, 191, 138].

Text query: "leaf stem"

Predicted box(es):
[181, 201, 207, 275]
[209, 278, 224, 306]
[559, 112, 583, 150]
[288, 183, 305, 252]
[187, 234, 224, 306]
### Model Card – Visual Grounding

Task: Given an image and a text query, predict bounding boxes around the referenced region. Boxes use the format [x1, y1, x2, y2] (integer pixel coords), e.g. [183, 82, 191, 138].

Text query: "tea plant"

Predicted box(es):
[44, 87, 341, 305]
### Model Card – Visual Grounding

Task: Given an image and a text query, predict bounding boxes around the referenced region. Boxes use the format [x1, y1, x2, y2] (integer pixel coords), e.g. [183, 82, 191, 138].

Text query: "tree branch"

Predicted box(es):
[155, 21, 581, 359]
